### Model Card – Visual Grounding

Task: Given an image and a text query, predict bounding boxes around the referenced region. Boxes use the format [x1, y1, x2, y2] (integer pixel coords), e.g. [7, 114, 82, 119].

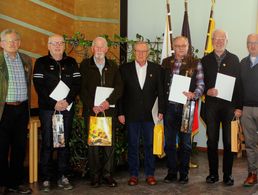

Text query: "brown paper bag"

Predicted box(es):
[231, 117, 243, 153]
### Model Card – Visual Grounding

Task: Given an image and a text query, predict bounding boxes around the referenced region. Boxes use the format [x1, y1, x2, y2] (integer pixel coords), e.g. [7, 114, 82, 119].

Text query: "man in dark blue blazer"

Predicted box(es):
[118, 41, 164, 186]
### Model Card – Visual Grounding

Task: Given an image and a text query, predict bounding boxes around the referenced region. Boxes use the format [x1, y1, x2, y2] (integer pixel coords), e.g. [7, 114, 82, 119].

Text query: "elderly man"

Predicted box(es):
[240, 33, 258, 187]
[80, 37, 123, 188]
[33, 34, 81, 192]
[201, 29, 242, 186]
[162, 36, 204, 184]
[0, 29, 32, 194]
[118, 41, 164, 186]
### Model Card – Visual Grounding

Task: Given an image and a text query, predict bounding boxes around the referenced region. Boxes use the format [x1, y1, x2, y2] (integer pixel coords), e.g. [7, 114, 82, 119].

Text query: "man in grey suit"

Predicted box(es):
[118, 41, 164, 186]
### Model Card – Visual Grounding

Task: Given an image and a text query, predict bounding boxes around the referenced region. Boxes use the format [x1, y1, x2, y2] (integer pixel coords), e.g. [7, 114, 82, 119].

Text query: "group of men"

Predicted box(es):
[0, 27, 257, 194]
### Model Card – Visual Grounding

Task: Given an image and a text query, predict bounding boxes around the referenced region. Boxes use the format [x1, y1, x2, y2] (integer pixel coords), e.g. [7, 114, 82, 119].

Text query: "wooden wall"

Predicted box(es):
[0, 0, 120, 108]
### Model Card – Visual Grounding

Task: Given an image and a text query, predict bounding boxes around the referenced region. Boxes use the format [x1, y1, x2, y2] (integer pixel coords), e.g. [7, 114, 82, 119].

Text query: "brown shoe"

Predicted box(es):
[128, 176, 138, 186]
[243, 173, 257, 187]
[146, 176, 157, 185]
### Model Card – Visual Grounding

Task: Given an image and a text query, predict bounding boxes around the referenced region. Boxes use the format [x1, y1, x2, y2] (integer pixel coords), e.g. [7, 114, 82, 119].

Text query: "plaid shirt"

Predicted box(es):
[4, 52, 27, 102]
[172, 59, 204, 99]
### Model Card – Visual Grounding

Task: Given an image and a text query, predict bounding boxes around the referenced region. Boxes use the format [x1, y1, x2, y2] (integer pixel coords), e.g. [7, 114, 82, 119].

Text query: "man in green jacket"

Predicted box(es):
[0, 29, 32, 194]
[80, 37, 123, 188]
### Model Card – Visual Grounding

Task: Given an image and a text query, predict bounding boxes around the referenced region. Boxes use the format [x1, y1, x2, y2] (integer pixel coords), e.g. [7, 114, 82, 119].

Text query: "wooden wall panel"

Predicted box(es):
[42, 0, 75, 14]
[0, 0, 74, 36]
[75, 0, 119, 19]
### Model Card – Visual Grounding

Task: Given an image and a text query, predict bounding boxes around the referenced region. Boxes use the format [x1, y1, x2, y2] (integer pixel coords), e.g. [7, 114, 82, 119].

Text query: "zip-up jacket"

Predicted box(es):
[33, 53, 81, 110]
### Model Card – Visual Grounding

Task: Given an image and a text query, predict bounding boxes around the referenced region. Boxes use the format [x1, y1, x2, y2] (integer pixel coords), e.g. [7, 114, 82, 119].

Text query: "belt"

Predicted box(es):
[5, 101, 23, 106]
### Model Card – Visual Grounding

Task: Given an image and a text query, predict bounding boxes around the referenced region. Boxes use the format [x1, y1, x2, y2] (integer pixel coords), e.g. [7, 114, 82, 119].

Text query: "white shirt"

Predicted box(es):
[135, 61, 147, 89]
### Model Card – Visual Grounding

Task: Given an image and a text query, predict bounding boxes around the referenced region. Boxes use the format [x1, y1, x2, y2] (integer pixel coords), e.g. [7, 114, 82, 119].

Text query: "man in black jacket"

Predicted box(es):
[118, 41, 164, 186]
[201, 29, 242, 186]
[33, 34, 81, 192]
[80, 37, 123, 187]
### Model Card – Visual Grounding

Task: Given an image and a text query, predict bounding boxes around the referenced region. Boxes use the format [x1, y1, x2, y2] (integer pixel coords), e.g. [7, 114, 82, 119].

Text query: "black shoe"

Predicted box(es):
[90, 177, 101, 188]
[164, 173, 177, 183]
[8, 185, 32, 194]
[179, 175, 189, 184]
[223, 175, 234, 186]
[102, 176, 118, 187]
[206, 175, 219, 183]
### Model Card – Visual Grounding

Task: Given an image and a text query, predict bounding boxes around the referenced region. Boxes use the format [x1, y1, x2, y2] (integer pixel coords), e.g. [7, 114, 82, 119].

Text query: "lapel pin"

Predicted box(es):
[150, 74, 152, 77]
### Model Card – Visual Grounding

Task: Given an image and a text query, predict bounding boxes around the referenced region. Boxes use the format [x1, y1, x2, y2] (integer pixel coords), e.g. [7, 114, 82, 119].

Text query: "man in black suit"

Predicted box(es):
[201, 29, 242, 186]
[118, 41, 164, 186]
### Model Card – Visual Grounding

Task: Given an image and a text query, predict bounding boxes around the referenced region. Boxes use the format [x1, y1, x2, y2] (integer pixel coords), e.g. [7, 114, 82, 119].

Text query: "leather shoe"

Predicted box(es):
[128, 176, 138, 186]
[223, 175, 234, 186]
[243, 173, 257, 187]
[102, 176, 117, 187]
[206, 174, 219, 183]
[179, 175, 189, 184]
[164, 173, 177, 183]
[8, 185, 32, 194]
[146, 176, 157, 185]
[90, 177, 101, 188]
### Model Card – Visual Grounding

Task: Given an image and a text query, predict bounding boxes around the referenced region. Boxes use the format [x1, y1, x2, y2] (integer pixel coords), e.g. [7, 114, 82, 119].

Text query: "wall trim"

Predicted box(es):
[30, 0, 119, 24]
[0, 14, 54, 36]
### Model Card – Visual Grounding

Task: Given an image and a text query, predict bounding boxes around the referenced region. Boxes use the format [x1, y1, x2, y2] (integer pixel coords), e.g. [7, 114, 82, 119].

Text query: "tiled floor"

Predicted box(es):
[16, 152, 258, 195]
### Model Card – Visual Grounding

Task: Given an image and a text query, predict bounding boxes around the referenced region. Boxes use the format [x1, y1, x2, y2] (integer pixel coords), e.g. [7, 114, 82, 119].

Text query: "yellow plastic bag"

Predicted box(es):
[88, 114, 112, 146]
[153, 123, 164, 155]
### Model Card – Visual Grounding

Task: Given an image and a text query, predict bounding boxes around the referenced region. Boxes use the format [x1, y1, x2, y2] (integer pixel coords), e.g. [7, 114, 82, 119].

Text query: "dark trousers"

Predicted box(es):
[0, 102, 29, 187]
[85, 114, 115, 180]
[127, 121, 155, 177]
[206, 98, 234, 177]
[39, 109, 74, 181]
[164, 103, 192, 177]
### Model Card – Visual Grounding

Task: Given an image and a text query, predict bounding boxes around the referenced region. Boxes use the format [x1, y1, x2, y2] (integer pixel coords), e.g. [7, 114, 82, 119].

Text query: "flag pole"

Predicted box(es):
[204, 0, 215, 55]
[166, 0, 174, 55]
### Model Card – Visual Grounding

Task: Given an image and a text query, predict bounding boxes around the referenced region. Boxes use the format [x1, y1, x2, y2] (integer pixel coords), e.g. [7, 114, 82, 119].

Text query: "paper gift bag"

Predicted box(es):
[231, 117, 243, 153]
[153, 123, 164, 155]
[88, 114, 112, 146]
[52, 111, 65, 148]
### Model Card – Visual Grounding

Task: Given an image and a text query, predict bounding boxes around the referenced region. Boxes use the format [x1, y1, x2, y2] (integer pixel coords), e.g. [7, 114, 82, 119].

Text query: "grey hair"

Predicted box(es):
[92, 37, 108, 47]
[212, 29, 228, 40]
[0, 29, 21, 41]
[133, 41, 150, 51]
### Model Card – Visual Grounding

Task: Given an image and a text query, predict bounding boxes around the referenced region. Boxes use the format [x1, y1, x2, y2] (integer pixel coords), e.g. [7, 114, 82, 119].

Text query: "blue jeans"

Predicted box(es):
[127, 121, 155, 177]
[164, 103, 192, 177]
[39, 109, 74, 180]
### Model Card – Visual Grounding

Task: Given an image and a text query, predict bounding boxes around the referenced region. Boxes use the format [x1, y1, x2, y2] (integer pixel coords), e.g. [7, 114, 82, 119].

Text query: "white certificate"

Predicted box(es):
[215, 73, 236, 101]
[49, 80, 72, 111]
[168, 74, 191, 105]
[94, 86, 115, 108]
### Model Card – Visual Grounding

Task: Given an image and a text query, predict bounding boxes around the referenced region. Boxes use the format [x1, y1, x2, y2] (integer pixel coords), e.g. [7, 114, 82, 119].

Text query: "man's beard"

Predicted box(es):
[95, 52, 105, 60]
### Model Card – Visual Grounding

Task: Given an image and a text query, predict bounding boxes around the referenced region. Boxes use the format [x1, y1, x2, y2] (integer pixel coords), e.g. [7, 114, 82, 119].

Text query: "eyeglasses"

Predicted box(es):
[134, 50, 149, 53]
[174, 45, 187, 49]
[212, 38, 226, 42]
[2, 39, 20, 44]
[247, 41, 258, 46]
[48, 41, 65, 46]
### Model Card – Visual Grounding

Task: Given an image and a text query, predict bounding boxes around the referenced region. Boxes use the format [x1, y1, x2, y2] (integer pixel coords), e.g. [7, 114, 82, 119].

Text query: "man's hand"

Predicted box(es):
[207, 88, 218, 97]
[100, 100, 110, 111]
[234, 109, 242, 118]
[183, 91, 195, 100]
[118, 115, 125, 125]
